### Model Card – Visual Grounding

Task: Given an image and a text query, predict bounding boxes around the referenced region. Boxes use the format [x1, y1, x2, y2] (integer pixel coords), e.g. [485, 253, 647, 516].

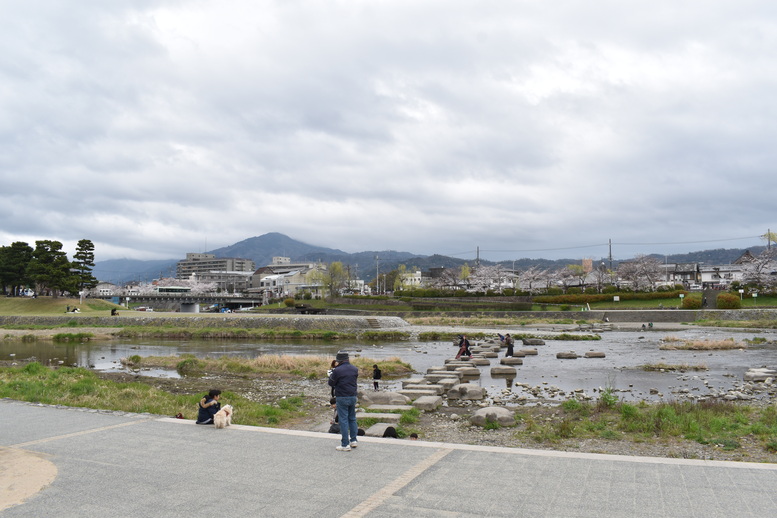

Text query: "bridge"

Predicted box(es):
[94, 293, 266, 313]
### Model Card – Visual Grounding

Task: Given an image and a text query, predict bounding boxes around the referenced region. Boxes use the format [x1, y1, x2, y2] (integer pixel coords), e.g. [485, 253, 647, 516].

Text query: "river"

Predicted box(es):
[2, 326, 776, 402]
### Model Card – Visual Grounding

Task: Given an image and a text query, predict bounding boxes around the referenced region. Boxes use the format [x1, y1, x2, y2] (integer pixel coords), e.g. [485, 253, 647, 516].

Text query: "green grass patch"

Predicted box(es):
[0, 362, 307, 427]
[514, 398, 777, 454]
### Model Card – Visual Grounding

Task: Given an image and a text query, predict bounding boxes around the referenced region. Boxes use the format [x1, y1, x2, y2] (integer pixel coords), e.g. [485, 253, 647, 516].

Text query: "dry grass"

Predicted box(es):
[659, 338, 746, 350]
[128, 354, 413, 378]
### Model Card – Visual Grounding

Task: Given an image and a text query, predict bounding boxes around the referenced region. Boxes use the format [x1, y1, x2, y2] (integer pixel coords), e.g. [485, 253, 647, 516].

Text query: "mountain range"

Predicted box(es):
[92, 232, 767, 285]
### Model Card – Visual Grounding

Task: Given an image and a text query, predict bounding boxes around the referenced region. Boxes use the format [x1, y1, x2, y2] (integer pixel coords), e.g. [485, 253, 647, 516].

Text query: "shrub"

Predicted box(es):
[176, 356, 203, 375]
[597, 387, 618, 410]
[22, 362, 48, 375]
[716, 292, 741, 309]
[682, 294, 702, 309]
[283, 298, 295, 307]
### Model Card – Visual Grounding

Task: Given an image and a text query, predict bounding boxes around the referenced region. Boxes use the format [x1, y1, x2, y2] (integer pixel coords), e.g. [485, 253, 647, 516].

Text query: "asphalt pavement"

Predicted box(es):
[2, 399, 776, 517]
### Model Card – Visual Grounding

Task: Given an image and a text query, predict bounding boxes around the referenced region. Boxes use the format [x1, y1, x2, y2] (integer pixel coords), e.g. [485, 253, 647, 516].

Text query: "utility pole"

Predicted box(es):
[375, 255, 379, 295]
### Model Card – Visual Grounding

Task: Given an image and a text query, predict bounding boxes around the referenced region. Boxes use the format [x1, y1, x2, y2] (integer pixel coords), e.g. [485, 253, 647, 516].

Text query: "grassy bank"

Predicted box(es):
[0, 297, 121, 316]
[517, 393, 777, 455]
[0, 355, 410, 426]
[0, 362, 307, 426]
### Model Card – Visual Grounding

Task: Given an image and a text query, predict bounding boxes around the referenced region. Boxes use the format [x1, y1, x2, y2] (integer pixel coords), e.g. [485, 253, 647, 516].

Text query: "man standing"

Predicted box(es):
[328, 351, 359, 451]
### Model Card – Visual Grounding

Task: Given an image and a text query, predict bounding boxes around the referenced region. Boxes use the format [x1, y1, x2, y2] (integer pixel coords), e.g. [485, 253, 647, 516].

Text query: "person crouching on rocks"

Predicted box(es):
[504, 333, 514, 357]
[196, 389, 221, 425]
[455, 335, 471, 359]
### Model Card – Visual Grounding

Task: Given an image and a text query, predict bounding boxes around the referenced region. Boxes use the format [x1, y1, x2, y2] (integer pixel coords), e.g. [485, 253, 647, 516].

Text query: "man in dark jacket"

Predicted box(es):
[328, 351, 359, 451]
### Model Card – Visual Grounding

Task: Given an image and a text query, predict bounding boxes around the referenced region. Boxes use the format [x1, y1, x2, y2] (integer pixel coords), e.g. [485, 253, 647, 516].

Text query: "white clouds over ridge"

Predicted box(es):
[1, 1, 775, 262]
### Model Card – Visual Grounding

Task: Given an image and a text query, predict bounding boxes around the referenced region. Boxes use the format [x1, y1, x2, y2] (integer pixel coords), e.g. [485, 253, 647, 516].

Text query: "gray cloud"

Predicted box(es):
[1, 1, 775, 263]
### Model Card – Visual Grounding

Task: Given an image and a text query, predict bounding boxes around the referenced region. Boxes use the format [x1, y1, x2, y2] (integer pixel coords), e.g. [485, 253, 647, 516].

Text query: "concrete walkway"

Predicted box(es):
[2, 399, 776, 517]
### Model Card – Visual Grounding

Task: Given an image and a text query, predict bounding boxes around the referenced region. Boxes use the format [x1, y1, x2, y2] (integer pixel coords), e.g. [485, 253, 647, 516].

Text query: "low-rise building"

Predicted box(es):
[247, 257, 327, 299]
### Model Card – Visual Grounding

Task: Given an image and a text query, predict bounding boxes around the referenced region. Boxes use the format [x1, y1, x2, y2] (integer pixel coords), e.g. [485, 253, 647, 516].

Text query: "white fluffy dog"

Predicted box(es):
[213, 404, 233, 429]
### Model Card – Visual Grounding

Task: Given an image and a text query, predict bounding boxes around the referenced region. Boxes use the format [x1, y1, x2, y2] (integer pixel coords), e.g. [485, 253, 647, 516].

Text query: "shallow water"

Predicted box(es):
[2, 327, 776, 401]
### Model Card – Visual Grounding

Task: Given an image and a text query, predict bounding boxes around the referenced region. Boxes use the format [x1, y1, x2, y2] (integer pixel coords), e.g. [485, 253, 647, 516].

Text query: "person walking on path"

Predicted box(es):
[504, 333, 514, 357]
[372, 364, 382, 391]
[328, 351, 359, 451]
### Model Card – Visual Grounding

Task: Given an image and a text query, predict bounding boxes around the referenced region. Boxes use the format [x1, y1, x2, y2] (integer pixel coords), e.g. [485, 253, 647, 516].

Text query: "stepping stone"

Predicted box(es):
[556, 351, 579, 359]
[401, 378, 426, 388]
[367, 404, 413, 412]
[584, 351, 606, 358]
[397, 389, 439, 400]
[412, 395, 443, 411]
[519, 348, 538, 355]
[500, 357, 523, 365]
[355, 412, 400, 422]
[455, 367, 481, 377]
[491, 366, 517, 376]
[404, 384, 444, 395]
[469, 357, 491, 366]
[425, 372, 462, 382]
[434, 378, 459, 390]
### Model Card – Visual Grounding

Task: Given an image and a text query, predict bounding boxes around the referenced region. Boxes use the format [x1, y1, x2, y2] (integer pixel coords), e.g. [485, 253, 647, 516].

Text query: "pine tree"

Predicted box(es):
[73, 239, 98, 290]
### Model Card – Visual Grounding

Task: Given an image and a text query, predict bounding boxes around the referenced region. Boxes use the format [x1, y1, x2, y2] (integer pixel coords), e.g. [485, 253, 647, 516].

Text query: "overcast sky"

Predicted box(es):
[2, 1, 776, 264]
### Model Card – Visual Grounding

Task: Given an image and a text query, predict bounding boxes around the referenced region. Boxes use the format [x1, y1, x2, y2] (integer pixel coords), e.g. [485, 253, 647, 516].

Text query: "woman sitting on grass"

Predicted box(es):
[196, 389, 222, 425]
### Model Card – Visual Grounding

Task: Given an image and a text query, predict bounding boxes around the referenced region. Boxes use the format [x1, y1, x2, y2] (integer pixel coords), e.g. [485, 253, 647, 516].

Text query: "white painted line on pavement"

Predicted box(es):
[341, 448, 453, 518]
[11, 419, 152, 448]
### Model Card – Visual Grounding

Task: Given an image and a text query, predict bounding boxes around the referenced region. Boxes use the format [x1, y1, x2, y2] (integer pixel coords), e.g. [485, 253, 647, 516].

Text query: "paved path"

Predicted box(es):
[2, 400, 776, 517]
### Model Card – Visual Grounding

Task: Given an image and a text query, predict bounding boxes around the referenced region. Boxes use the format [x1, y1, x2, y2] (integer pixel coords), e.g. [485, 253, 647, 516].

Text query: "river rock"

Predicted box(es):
[470, 407, 516, 427]
[744, 368, 777, 382]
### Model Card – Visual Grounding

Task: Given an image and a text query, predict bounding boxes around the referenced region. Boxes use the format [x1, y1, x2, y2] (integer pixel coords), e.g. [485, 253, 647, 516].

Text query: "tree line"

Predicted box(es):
[0, 239, 98, 297]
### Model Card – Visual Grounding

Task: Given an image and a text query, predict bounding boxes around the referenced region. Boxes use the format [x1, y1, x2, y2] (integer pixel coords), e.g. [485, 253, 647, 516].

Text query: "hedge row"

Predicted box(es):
[533, 290, 687, 305]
